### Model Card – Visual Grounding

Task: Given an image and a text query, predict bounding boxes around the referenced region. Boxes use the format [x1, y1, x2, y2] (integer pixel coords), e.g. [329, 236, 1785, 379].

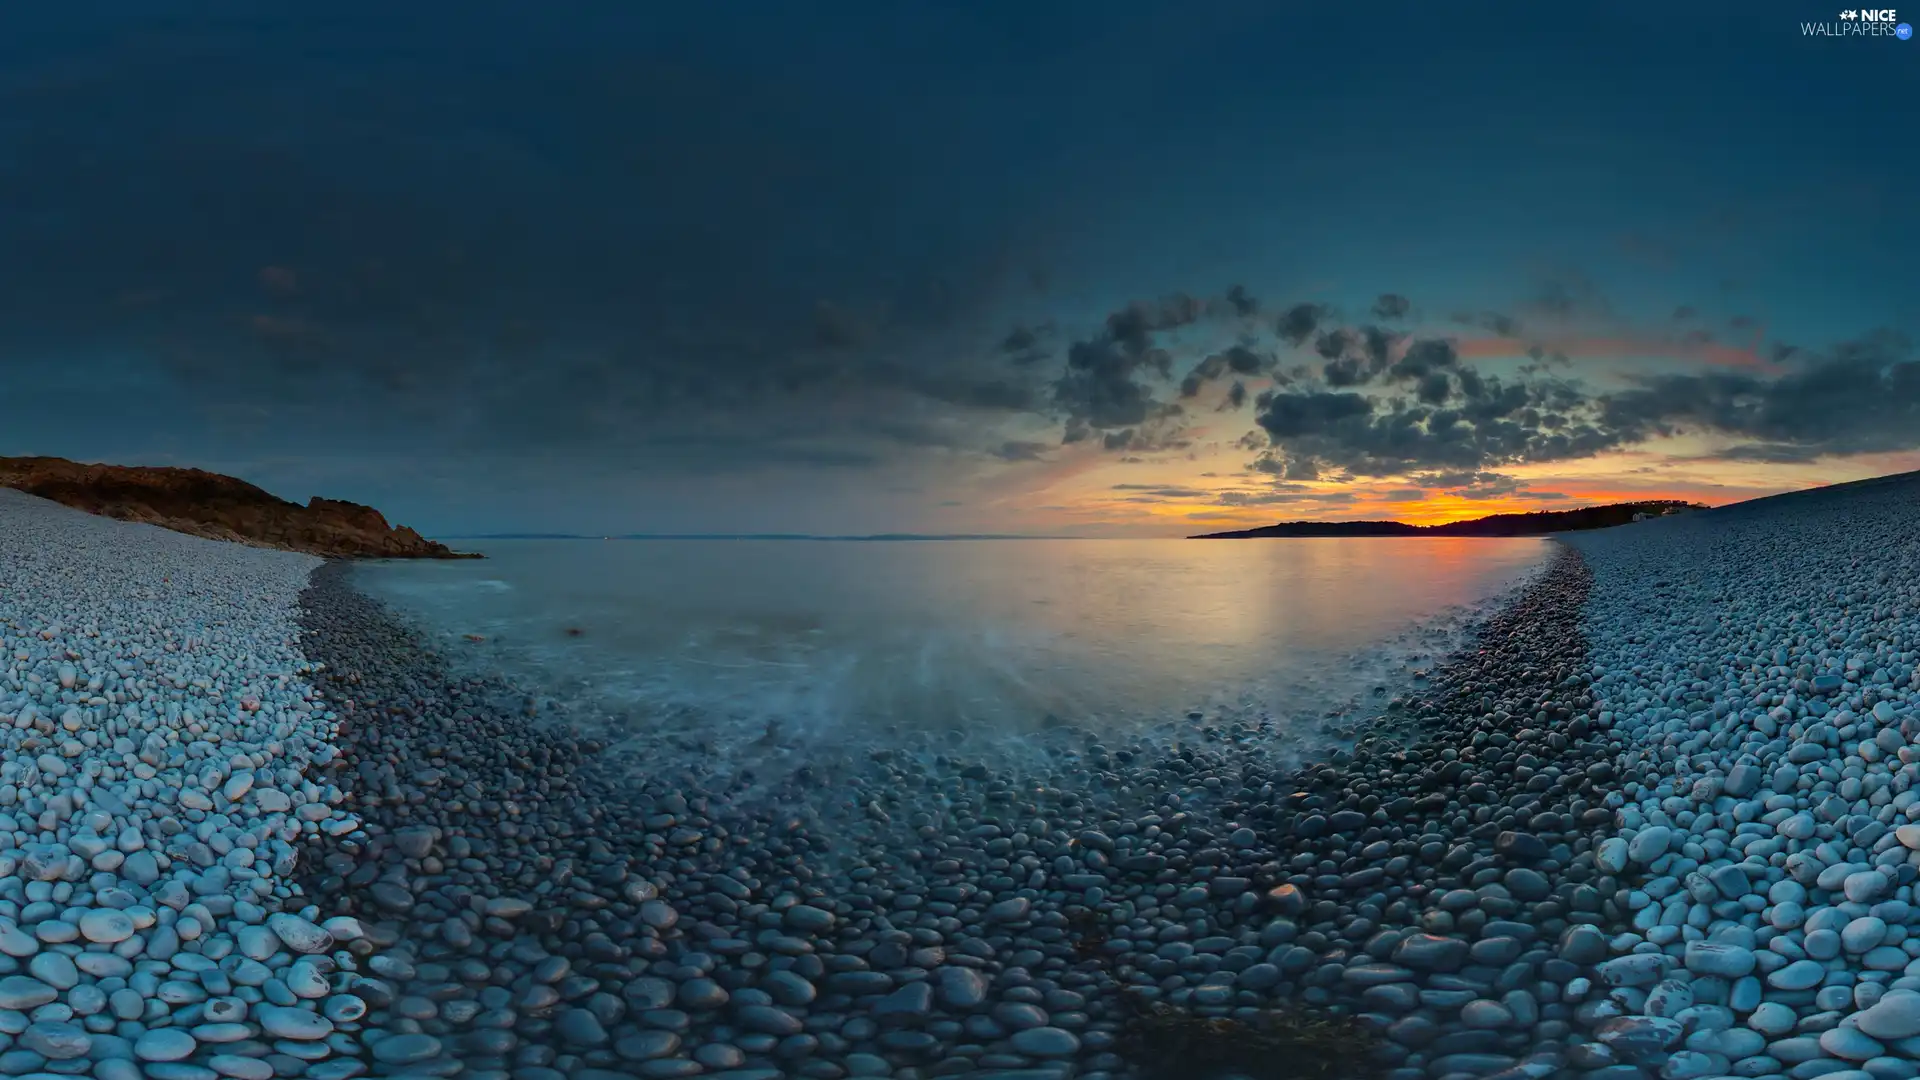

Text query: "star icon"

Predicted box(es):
[1841, 9, 1858, 17]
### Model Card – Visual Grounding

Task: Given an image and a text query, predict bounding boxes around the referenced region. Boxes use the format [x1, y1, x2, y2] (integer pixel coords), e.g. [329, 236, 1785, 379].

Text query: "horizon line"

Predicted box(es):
[433, 532, 1082, 542]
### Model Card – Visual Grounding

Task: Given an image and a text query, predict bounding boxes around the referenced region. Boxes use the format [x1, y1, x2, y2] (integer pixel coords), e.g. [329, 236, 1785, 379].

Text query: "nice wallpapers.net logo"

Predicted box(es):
[1803, 8, 1914, 36]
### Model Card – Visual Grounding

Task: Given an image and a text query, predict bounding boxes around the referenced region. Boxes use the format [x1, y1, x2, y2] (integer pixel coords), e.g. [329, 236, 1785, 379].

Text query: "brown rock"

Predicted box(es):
[0, 455, 482, 560]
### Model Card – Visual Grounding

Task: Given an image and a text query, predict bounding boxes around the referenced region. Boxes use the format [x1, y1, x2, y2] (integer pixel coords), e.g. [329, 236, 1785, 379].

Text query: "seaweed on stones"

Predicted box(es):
[1115, 994, 1385, 1080]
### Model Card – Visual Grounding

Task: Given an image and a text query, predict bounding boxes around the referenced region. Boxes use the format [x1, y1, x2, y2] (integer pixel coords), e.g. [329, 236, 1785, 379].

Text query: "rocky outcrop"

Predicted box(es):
[0, 455, 481, 559]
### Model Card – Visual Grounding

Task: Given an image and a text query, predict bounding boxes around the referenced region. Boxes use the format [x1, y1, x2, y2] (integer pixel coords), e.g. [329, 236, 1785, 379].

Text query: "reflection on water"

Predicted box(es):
[352, 537, 1548, 763]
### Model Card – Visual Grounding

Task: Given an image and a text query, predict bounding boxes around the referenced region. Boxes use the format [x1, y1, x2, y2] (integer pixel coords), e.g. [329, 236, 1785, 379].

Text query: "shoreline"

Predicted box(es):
[289, 535, 1622, 1080]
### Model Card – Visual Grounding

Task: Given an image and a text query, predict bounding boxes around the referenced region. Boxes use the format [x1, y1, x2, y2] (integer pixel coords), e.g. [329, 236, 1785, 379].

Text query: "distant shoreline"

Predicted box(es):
[1189, 499, 1706, 539]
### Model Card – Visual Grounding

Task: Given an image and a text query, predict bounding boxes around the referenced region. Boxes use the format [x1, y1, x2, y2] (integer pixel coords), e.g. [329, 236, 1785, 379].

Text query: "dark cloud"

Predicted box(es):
[1111, 484, 1208, 499]
[1000, 323, 1055, 364]
[1248, 324, 1915, 487]
[1673, 305, 1697, 321]
[1730, 315, 1758, 330]
[1600, 330, 1917, 460]
[1276, 303, 1328, 347]
[1255, 391, 1374, 438]
[1405, 470, 1528, 499]
[1179, 354, 1228, 397]
[1048, 292, 1291, 449]
[1100, 427, 1192, 453]
[1371, 294, 1411, 320]
[1248, 451, 1322, 480]
[1416, 372, 1452, 405]
[1411, 470, 1506, 489]
[1385, 488, 1427, 501]
[992, 440, 1051, 461]
[1318, 326, 1401, 387]
[1049, 292, 1249, 445]
[1389, 339, 1458, 381]
[1221, 380, 1248, 410]
[1252, 337, 1625, 479]
[1513, 491, 1571, 501]
[1224, 284, 1259, 317]
[1180, 344, 1269, 397]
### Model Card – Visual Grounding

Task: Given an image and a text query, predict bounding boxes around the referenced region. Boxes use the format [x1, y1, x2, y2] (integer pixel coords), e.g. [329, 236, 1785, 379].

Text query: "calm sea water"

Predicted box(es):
[348, 537, 1550, 766]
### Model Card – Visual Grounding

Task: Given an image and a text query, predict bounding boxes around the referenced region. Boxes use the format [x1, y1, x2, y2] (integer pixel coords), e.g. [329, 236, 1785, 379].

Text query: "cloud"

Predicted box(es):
[1600, 329, 1918, 460]
[1254, 390, 1375, 438]
[1672, 305, 1697, 321]
[1100, 427, 1191, 453]
[993, 440, 1051, 461]
[1048, 295, 1205, 435]
[1513, 491, 1570, 501]
[1180, 344, 1268, 397]
[1000, 323, 1055, 364]
[1252, 338, 1626, 480]
[1276, 303, 1328, 347]
[1319, 326, 1402, 386]
[1246, 321, 1914, 488]
[1371, 293, 1411, 320]
[1390, 339, 1458, 381]
[1111, 484, 1209, 499]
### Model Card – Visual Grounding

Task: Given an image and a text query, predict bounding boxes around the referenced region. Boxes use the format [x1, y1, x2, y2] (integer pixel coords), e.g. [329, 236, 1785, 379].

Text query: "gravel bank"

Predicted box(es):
[293, 537, 1634, 1080]
[48, 466, 1881, 1080]
[0, 489, 375, 1080]
[1556, 472, 1920, 1080]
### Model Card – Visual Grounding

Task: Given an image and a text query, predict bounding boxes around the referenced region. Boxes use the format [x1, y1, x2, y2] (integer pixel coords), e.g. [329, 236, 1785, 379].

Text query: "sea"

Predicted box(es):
[346, 537, 1552, 777]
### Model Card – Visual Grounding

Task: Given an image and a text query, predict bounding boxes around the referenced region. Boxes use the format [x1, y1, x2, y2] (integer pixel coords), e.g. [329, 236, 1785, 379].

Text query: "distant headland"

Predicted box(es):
[1189, 500, 1706, 539]
[0, 455, 481, 559]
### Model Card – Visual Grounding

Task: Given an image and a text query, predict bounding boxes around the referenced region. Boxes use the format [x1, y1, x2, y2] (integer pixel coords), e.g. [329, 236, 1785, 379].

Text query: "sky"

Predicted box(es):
[1, 2, 1915, 537]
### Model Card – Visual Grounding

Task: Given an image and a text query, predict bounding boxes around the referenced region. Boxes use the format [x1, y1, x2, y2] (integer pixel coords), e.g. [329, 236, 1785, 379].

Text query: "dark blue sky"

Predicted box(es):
[2, 2, 1913, 534]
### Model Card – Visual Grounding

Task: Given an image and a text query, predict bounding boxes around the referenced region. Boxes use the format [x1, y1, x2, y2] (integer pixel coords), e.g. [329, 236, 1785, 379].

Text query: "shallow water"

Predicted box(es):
[350, 537, 1549, 761]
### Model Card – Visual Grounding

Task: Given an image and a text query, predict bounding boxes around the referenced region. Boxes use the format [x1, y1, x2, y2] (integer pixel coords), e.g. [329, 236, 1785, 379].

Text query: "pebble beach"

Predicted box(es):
[4, 472, 1920, 1080]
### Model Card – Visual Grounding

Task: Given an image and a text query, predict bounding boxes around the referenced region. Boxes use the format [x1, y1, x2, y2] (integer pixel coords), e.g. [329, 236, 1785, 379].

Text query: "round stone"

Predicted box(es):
[255, 1005, 334, 1040]
[135, 1028, 199, 1062]
[1010, 1026, 1080, 1057]
[21, 1019, 94, 1059]
[371, 1033, 445, 1064]
[78, 909, 136, 944]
